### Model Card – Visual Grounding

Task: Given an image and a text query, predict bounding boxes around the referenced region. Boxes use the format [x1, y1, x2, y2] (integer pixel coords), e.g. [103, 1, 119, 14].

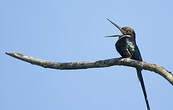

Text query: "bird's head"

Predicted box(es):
[106, 19, 136, 40]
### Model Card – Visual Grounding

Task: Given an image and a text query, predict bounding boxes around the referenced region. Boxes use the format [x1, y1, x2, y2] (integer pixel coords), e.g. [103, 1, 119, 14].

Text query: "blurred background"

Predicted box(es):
[1, 0, 173, 110]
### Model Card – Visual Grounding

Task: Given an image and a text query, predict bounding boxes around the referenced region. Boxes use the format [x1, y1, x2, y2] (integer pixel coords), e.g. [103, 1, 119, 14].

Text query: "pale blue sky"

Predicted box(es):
[1, 0, 173, 110]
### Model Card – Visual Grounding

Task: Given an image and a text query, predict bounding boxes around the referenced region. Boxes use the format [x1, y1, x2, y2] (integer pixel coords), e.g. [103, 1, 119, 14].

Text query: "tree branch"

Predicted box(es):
[5, 52, 173, 85]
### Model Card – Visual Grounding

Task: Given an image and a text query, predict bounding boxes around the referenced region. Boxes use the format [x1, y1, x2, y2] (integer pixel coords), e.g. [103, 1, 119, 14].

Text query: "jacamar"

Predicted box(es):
[106, 19, 150, 110]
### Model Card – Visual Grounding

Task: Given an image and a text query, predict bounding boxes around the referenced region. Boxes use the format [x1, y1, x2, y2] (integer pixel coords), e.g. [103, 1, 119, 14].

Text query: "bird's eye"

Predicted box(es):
[126, 30, 130, 33]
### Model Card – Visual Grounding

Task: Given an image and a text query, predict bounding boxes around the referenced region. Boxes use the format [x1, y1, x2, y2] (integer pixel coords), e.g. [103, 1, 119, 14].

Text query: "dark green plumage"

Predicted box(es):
[116, 35, 150, 110]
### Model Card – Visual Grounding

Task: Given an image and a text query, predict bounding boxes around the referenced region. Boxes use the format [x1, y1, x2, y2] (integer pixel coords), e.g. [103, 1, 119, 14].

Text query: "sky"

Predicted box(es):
[1, 0, 173, 110]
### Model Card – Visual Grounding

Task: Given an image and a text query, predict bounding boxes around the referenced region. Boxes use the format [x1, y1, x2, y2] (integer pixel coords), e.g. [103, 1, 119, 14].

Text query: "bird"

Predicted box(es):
[106, 18, 150, 110]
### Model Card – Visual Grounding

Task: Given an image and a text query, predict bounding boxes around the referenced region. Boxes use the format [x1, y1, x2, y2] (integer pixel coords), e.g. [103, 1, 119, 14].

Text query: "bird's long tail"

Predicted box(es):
[136, 69, 150, 110]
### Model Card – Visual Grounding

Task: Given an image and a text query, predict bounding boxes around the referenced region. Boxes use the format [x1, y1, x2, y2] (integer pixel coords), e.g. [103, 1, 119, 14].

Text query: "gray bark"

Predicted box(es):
[5, 52, 173, 85]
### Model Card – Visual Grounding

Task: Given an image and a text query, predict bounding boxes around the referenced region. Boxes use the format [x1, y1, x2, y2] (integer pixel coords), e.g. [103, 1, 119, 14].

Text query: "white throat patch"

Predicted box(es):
[119, 35, 131, 39]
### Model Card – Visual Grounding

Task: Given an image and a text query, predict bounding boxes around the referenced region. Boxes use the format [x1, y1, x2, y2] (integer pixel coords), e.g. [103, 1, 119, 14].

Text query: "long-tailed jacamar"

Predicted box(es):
[106, 19, 150, 110]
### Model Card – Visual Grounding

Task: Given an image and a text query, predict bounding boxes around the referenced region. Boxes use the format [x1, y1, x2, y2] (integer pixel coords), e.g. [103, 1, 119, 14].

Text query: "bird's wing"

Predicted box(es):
[126, 39, 142, 61]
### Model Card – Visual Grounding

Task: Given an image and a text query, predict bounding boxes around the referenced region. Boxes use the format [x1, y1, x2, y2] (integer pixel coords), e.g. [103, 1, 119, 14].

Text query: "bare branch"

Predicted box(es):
[5, 52, 173, 85]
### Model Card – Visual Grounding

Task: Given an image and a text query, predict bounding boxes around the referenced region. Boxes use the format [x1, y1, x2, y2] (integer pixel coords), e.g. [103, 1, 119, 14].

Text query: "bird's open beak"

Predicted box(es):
[105, 35, 121, 37]
[106, 18, 124, 37]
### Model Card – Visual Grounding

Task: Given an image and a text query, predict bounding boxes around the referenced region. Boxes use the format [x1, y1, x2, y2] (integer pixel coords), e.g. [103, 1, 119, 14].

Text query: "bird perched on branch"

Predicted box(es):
[106, 18, 150, 110]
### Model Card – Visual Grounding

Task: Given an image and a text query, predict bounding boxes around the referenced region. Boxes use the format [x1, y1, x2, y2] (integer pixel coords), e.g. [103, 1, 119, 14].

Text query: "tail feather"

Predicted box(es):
[136, 69, 150, 110]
